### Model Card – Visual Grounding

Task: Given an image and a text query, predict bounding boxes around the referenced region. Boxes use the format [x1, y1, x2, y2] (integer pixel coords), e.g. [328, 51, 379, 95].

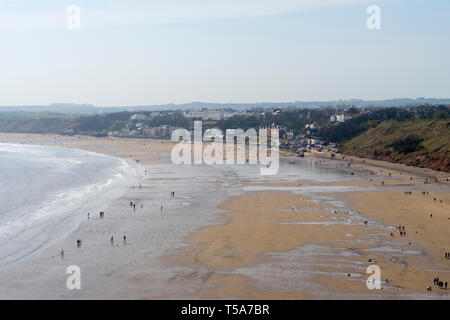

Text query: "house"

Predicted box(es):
[202, 109, 224, 121]
[184, 108, 225, 120]
[272, 107, 282, 115]
[330, 114, 352, 123]
[130, 114, 149, 122]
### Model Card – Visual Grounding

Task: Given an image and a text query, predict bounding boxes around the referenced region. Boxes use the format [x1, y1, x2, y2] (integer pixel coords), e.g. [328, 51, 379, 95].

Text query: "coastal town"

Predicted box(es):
[68, 106, 358, 155]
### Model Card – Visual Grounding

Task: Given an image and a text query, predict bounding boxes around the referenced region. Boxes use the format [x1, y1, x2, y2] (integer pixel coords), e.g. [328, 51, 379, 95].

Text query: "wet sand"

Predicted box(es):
[168, 153, 450, 299]
[0, 133, 448, 299]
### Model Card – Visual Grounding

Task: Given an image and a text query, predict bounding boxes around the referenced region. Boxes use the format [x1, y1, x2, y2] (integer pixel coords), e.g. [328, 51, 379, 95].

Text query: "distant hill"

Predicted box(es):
[341, 119, 450, 172]
[0, 114, 79, 134]
[0, 103, 95, 114]
[1, 98, 450, 114]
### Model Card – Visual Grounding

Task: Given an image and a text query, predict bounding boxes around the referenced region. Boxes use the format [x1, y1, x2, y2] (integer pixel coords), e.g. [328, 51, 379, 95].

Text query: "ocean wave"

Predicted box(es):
[0, 143, 140, 268]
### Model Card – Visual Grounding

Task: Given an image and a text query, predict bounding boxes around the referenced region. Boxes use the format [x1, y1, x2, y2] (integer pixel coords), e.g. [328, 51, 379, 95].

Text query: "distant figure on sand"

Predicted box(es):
[123, 235, 127, 244]
[110, 236, 114, 245]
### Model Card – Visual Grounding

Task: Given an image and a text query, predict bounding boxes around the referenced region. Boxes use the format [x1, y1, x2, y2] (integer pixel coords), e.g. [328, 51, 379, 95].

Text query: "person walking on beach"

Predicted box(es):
[110, 236, 114, 245]
[123, 235, 127, 245]
[60, 249, 64, 258]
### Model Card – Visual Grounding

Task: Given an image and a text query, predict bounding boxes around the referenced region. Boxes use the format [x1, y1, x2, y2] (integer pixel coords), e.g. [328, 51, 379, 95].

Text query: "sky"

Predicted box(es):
[0, 0, 449, 106]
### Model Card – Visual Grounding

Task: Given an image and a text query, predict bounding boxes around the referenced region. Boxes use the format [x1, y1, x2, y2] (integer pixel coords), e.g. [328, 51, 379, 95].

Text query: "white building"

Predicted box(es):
[336, 114, 352, 122]
[272, 107, 282, 115]
[130, 114, 149, 121]
[184, 109, 225, 121]
[331, 114, 352, 123]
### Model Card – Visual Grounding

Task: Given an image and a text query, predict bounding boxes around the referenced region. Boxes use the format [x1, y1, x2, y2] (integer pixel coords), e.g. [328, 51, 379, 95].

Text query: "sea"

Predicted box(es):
[0, 143, 139, 268]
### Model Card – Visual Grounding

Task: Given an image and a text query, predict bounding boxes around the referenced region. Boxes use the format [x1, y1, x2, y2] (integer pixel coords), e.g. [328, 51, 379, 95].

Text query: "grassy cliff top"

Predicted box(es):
[341, 119, 450, 172]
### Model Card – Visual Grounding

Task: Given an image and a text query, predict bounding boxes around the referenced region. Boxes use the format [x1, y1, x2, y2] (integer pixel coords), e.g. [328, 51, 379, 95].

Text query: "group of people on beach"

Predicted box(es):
[428, 277, 448, 291]
[110, 235, 127, 246]
[396, 225, 407, 237]
[129, 201, 144, 212]
[405, 190, 445, 205]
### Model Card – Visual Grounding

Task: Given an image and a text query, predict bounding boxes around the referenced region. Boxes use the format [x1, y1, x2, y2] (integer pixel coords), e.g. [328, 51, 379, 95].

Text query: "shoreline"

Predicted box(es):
[0, 133, 238, 299]
[0, 133, 448, 299]
[0, 142, 142, 270]
[284, 149, 450, 185]
[2, 133, 447, 183]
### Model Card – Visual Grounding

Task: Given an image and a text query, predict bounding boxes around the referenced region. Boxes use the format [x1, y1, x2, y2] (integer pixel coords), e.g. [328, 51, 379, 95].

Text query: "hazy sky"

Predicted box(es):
[0, 0, 449, 106]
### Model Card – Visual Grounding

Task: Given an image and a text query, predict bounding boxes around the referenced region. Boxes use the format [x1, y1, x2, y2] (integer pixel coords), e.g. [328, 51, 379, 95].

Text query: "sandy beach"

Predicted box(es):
[0, 133, 448, 299]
